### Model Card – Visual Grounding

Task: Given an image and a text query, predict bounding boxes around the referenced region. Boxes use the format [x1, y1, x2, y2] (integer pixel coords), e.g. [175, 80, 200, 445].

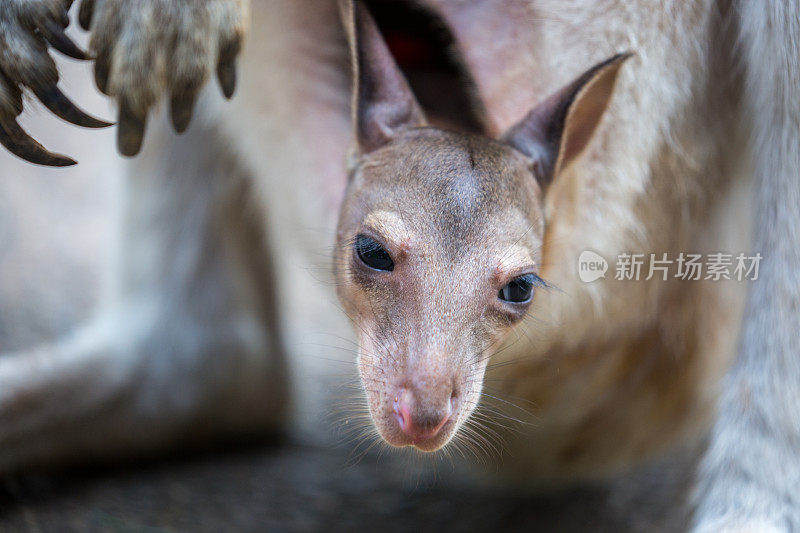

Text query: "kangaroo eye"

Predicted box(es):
[355, 234, 394, 271]
[498, 274, 536, 303]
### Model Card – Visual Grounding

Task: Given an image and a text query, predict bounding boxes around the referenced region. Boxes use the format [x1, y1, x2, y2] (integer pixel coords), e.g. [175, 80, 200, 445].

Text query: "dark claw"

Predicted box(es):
[0, 119, 76, 166]
[217, 59, 236, 99]
[78, 0, 95, 31]
[216, 37, 241, 99]
[41, 19, 90, 60]
[117, 102, 147, 157]
[94, 53, 110, 95]
[33, 84, 113, 128]
[170, 91, 197, 133]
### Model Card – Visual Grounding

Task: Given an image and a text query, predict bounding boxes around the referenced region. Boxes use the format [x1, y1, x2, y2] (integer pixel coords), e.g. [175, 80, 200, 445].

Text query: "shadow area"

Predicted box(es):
[0, 438, 699, 532]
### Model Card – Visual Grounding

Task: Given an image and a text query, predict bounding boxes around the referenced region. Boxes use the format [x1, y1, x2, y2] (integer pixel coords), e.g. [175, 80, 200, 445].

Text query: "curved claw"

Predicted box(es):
[216, 37, 241, 99]
[0, 119, 76, 166]
[117, 102, 147, 157]
[216, 58, 237, 99]
[78, 0, 95, 31]
[33, 84, 113, 128]
[41, 19, 90, 60]
[94, 53, 110, 95]
[170, 92, 197, 133]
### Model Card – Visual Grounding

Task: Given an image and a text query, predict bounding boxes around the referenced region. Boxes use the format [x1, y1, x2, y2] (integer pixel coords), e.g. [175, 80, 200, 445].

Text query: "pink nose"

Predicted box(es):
[393, 387, 453, 442]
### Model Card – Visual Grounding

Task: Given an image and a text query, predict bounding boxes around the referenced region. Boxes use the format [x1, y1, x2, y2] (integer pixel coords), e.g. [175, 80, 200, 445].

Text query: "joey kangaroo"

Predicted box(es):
[336, 2, 631, 453]
[1, 0, 799, 531]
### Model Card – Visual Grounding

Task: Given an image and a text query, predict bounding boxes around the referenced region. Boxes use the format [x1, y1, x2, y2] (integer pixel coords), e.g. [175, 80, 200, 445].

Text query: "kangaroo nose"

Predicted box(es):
[393, 387, 453, 442]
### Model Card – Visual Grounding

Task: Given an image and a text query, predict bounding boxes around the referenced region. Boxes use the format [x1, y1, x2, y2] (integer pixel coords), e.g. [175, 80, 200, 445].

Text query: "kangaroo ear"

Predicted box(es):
[341, 0, 427, 153]
[502, 53, 632, 191]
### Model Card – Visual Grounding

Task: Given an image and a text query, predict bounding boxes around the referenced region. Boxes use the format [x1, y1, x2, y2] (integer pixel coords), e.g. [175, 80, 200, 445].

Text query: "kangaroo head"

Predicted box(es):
[335, 1, 630, 452]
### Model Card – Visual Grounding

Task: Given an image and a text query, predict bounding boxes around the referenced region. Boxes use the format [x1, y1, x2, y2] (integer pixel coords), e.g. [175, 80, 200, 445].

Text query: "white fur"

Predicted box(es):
[692, 1, 800, 530]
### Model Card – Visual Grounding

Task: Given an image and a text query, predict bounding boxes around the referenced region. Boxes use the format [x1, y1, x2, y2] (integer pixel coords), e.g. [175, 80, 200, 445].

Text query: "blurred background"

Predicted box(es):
[0, 49, 117, 354]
